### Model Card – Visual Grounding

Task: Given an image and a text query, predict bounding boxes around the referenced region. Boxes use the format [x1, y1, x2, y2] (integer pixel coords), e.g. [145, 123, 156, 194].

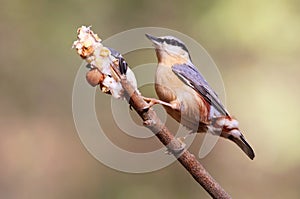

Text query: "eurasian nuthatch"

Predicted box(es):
[145, 34, 255, 160]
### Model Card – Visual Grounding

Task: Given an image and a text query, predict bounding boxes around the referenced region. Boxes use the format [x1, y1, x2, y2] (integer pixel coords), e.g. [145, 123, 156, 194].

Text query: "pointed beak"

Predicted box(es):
[145, 34, 161, 46]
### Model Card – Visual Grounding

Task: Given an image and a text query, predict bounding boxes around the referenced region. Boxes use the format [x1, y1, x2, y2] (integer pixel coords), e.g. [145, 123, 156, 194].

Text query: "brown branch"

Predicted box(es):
[117, 73, 231, 199]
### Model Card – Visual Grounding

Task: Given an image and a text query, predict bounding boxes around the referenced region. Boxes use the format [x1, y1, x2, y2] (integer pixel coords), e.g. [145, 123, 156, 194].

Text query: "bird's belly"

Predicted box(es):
[155, 66, 209, 132]
[165, 88, 209, 132]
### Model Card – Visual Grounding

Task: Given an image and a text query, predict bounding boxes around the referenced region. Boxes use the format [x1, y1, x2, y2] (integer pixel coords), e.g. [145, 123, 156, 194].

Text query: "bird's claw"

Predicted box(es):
[165, 137, 186, 155]
[183, 130, 197, 139]
[142, 97, 179, 111]
[143, 119, 156, 127]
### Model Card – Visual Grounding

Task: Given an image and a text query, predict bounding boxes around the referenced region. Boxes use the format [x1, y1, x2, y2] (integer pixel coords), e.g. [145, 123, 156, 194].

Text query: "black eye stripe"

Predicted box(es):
[158, 38, 189, 54]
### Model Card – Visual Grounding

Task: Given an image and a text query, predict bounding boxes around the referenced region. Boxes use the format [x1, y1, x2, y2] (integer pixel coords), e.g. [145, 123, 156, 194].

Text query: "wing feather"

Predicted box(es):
[172, 63, 229, 116]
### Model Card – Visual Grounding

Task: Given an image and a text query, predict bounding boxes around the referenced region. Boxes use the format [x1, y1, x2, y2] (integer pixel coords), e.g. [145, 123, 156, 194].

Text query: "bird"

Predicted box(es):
[73, 26, 138, 99]
[145, 34, 255, 160]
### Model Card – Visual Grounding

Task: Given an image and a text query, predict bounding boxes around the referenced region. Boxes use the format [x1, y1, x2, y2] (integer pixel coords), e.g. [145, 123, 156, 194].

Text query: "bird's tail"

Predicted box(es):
[228, 134, 255, 160]
[212, 116, 255, 160]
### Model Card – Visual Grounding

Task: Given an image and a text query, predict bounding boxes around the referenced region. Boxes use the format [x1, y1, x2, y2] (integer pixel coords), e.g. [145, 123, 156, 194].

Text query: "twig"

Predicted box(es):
[114, 66, 231, 199]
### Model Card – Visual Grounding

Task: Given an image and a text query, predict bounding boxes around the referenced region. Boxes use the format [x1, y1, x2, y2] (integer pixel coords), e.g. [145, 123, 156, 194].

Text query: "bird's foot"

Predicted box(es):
[165, 137, 186, 155]
[142, 97, 172, 108]
[180, 130, 197, 140]
[142, 97, 180, 111]
[143, 118, 156, 127]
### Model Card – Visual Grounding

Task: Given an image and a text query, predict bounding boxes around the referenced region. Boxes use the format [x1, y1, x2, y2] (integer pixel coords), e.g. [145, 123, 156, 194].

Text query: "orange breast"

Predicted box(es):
[155, 64, 210, 132]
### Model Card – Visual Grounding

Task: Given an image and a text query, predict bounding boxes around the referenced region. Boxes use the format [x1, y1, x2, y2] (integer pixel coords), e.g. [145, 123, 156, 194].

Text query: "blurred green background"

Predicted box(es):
[1, 0, 300, 198]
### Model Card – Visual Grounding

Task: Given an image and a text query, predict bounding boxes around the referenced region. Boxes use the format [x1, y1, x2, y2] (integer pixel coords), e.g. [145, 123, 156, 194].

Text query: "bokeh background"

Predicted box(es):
[1, 0, 300, 198]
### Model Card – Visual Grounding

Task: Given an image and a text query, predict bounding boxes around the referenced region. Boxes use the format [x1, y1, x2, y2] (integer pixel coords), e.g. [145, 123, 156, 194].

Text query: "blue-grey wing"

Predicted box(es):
[172, 63, 229, 116]
[108, 47, 127, 75]
[108, 47, 122, 59]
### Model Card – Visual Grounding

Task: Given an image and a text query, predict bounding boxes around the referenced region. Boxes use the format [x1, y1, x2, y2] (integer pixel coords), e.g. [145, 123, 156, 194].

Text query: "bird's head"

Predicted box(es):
[146, 34, 191, 64]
